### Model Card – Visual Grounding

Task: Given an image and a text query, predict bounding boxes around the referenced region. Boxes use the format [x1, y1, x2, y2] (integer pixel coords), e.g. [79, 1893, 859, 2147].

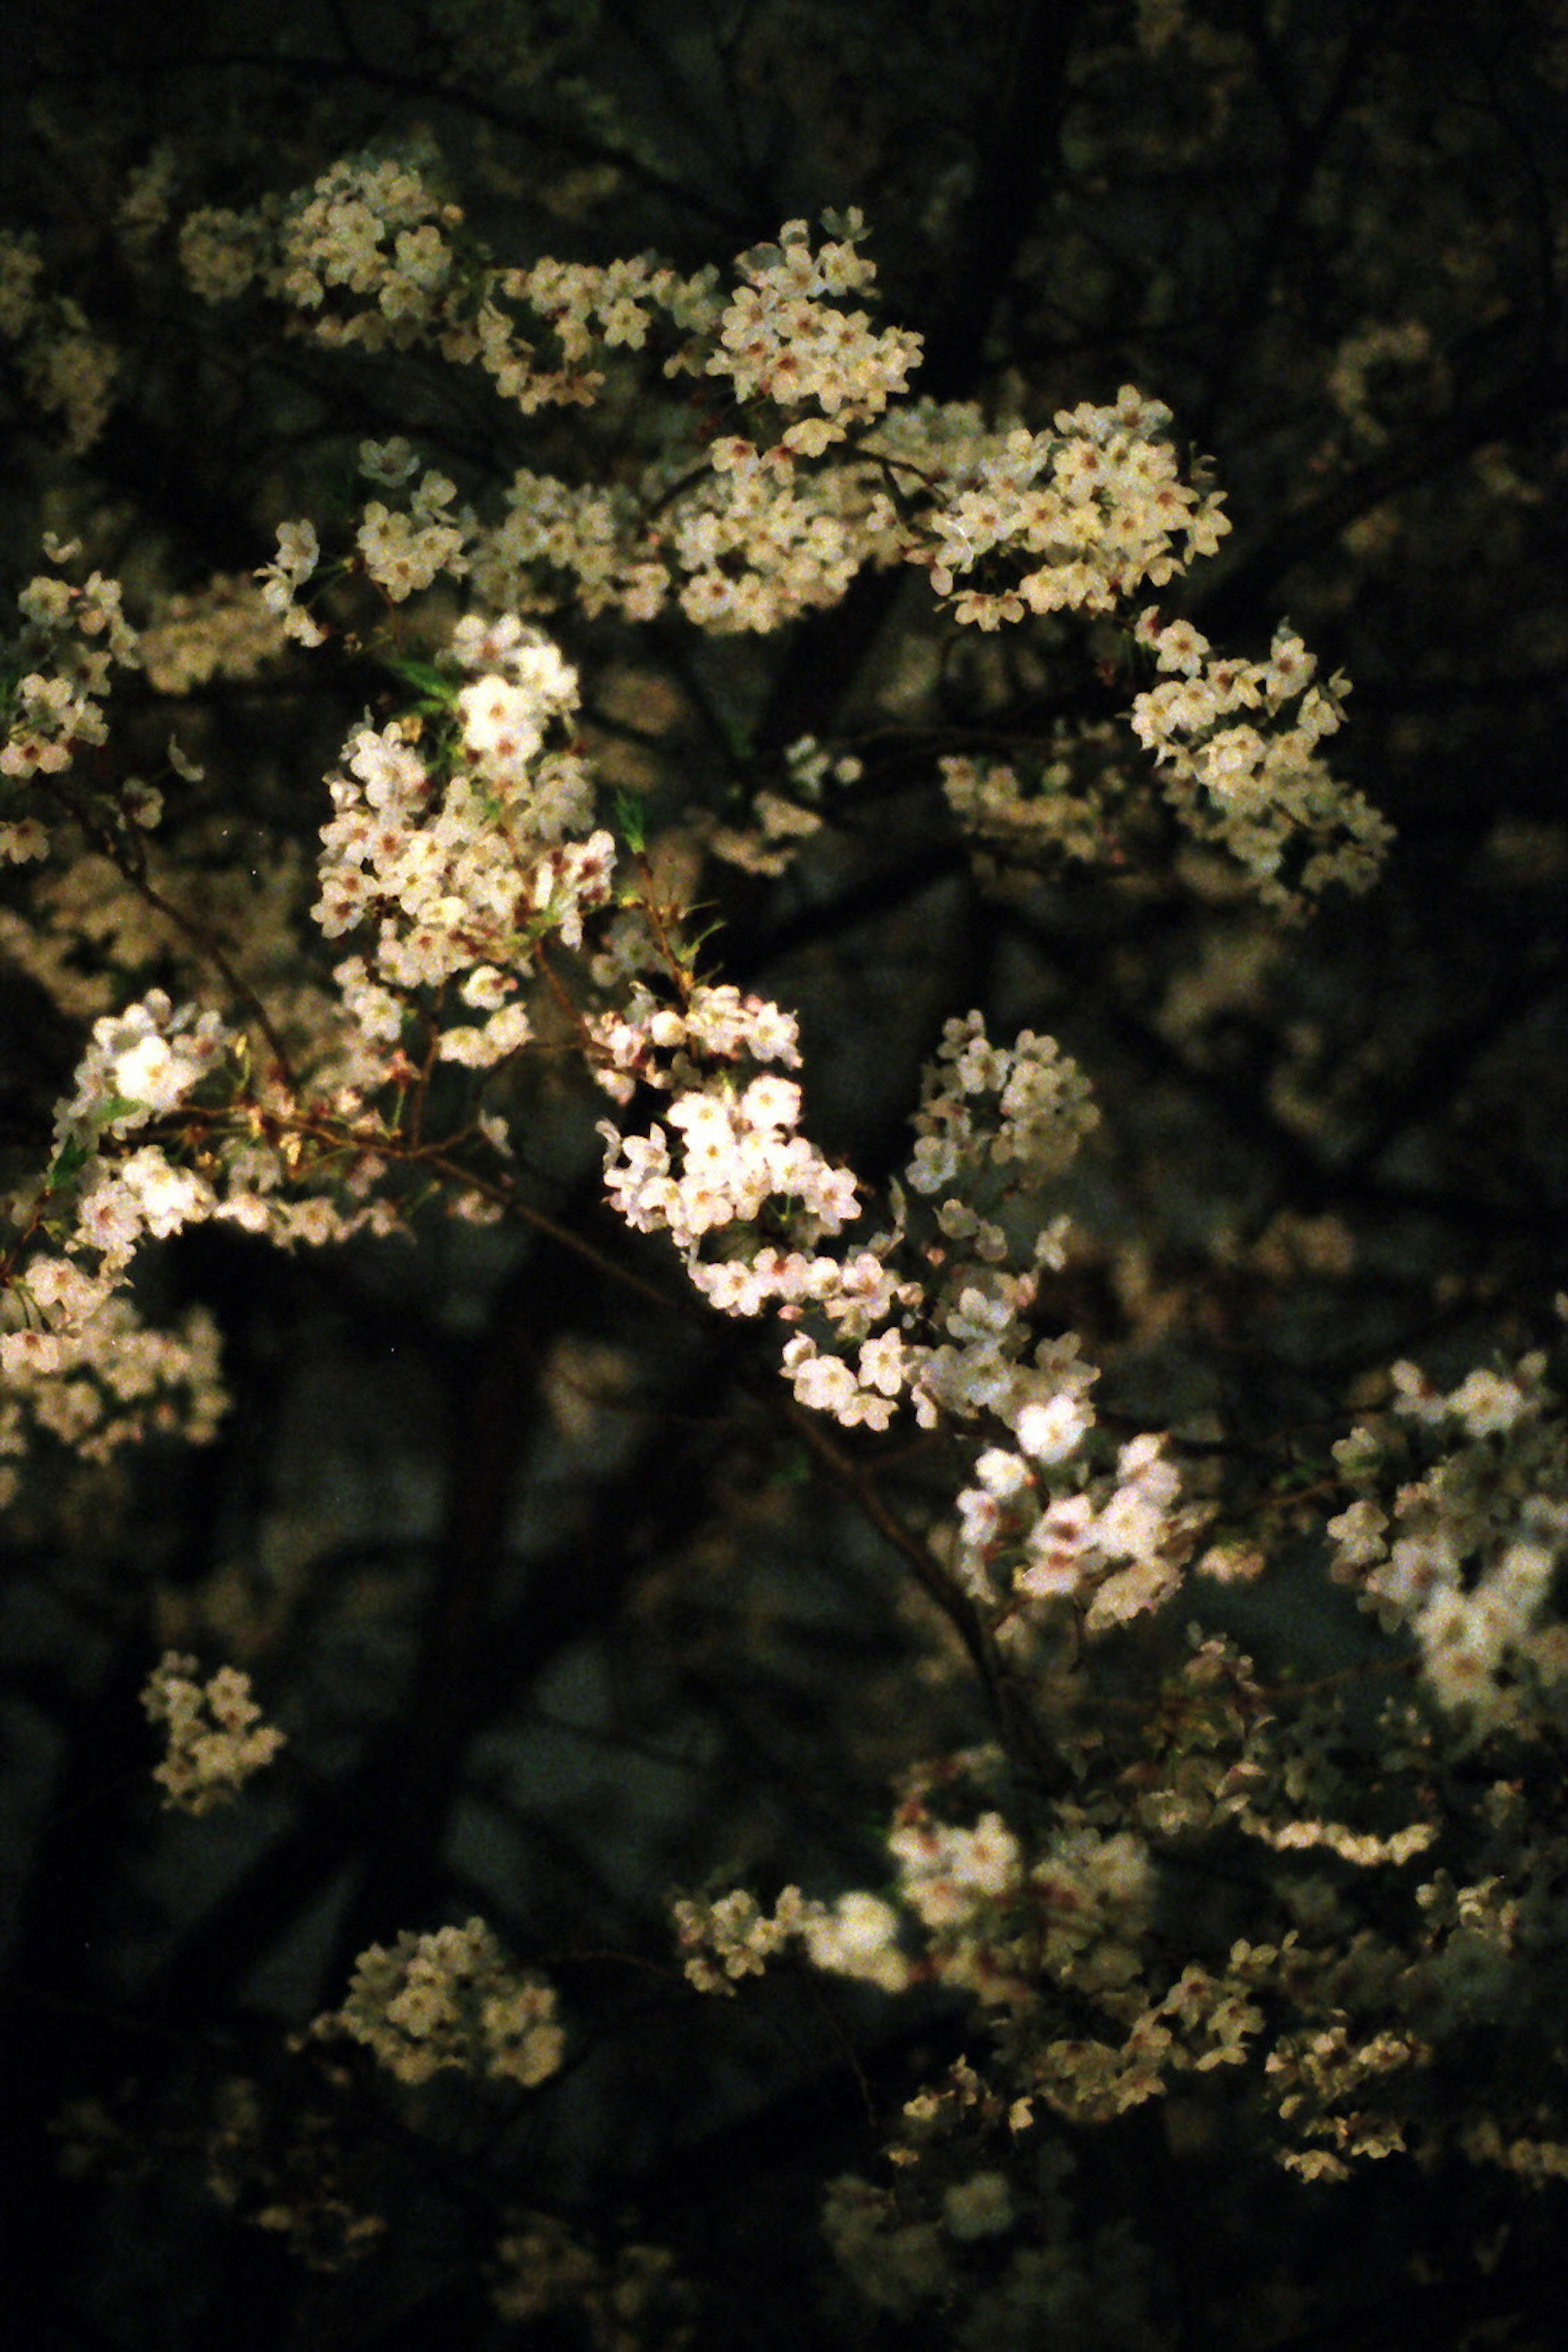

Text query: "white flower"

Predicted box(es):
[802, 1893, 910, 1992]
[1015, 1391, 1093, 1463]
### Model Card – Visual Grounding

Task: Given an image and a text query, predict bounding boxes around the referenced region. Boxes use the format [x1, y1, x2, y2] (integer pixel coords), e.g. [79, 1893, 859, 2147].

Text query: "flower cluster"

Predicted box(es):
[176, 177, 1377, 922]
[254, 518, 326, 647]
[1, 976, 415, 1501]
[1327, 1348, 1568, 1730]
[677, 1749, 1158, 2027]
[356, 461, 470, 603]
[2, 565, 140, 844]
[906, 1010, 1098, 1196]
[185, 152, 461, 351]
[185, 161, 720, 421]
[597, 983, 870, 1309]
[1264, 2016, 1431, 2180]
[492, 2211, 694, 2348]
[672, 1882, 911, 1997]
[705, 211, 920, 420]
[472, 464, 669, 622]
[0, 1258, 226, 1493]
[0, 233, 118, 454]
[1129, 610, 1392, 904]
[0, 994, 240, 1486]
[308, 1919, 564, 2089]
[939, 727, 1136, 870]
[601, 1062, 860, 1258]
[893, 386, 1230, 630]
[596, 997, 1116, 1463]
[53, 989, 232, 1157]
[315, 614, 610, 1079]
[670, 435, 902, 632]
[682, 1616, 1566, 2230]
[140, 1653, 285, 1813]
[140, 569, 290, 689]
[791, 1013, 1104, 1449]
[506, 249, 721, 367]
[888, 1756, 1156, 2010]
[955, 1428, 1199, 1631]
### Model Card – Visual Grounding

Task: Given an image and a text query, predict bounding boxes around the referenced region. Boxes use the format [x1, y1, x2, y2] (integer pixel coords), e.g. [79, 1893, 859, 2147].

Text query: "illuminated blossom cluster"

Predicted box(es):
[0, 1259, 225, 1492]
[471, 463, 669, 623]
[832, 1013, 1103, 1446]
[185, 152, 461, 350]
[314, 615, 611, 1078]
[0, 970, 389, 1486]
[678, 1752, 1156, 2026]
[472, 216, 924, 632]
[953, 1428, 1196, 1630]
[906, 1009, 1098, 1196]
[704, 211, 922, 419]
[887, 1759, 1156, 2009]
[308, 1918, 565, 2090]
[2, 564, 140, 859]
[468, 367, 1244, 654]
[671, 433, 902, 631]
[356, 465, 470, 602]
[879, 385, 1230, 630]
[140, 1653, 285, 1814]
[54, 989, 231, 1152]
[180, 170, 1380, 915]
[185, 160, 720, 419]
[168, 161, 1387, 909]
[672, 1881, 911, 1997]
[598, 1009, 862, 1264]
[508, 250, 720, 363]
[1129, 610, 1392, 903]
[1327, 1348, 1568, 1729]
[595, 998, 1107, 1443]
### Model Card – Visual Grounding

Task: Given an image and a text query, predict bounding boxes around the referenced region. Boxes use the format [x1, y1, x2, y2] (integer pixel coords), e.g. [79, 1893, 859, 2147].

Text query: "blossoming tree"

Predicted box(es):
[3, 1, 1566, 2345]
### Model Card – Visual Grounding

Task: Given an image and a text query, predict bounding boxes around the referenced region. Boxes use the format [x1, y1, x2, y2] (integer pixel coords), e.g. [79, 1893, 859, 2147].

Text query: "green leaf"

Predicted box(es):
[384, 656, 456, 709]
[47, 1134, 94, 1186]
[613, 788, 647, 853]
[96, 1094, 153, 1128]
